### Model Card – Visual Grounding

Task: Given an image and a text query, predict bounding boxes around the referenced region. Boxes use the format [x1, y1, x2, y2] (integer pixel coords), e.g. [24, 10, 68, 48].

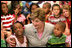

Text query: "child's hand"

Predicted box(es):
[14, 9, 19, 15]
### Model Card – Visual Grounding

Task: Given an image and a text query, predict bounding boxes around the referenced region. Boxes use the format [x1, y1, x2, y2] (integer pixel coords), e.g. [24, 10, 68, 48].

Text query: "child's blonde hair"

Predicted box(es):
[63, 4, 71, 19]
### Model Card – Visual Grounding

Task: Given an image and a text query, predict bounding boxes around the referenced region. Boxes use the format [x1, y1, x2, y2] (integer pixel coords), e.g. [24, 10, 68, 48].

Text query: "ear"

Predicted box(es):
[23, 26, 25, 29]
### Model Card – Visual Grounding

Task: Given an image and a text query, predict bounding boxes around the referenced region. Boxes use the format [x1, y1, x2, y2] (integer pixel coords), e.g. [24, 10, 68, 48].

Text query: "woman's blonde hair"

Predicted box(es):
[30, 8, 46, 22]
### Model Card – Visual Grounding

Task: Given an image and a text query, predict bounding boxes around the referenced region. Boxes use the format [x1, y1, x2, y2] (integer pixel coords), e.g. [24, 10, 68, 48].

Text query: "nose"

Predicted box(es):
[55, 10, 58, 12]
[17, 28, 20, 31]
[54, 29, 57, 32]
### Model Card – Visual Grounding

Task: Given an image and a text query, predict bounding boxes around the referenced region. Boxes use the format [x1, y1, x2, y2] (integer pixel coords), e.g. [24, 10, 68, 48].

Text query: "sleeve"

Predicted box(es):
[22, 14, 26, 21]
[65, 36, 69, 43]
[1, 39, 6, 47]
[60, 16, 66, 23]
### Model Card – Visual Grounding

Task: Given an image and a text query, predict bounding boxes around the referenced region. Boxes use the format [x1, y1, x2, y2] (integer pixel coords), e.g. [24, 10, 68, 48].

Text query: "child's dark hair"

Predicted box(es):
[1, 2, 14, 15]
[52, 4, 62, 15]
[11, 21, 24, 34]
[43, 2, 51, 9]
[56, 22, 66, 32]
[30, 3, 40, 13]
[1, 2, 8, 15]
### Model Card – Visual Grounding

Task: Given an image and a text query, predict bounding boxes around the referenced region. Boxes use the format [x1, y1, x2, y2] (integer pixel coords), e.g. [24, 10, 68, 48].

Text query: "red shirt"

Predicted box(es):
[66, 17, 71, 29]
[46, 15, 66, 25]
[1, 14, 15, 30]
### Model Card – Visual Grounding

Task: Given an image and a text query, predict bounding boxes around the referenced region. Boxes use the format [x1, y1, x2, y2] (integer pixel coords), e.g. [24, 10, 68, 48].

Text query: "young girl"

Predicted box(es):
[47, 4, 66, 25]
[62, 4, 71, 36]
[63, 4, 71, 29]
[1, 2, 15, 31]
[47, 22, 66, 47]
[13, 4, 26, 25]
[9, 21, 28, 47]
[26, 3, 40, 24]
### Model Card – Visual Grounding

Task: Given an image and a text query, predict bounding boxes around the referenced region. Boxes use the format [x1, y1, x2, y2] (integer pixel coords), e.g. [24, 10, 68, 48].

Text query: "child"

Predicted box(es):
[13, 4, 26, 24]
[26, 3, 40, 24]
[9, 21, 28, 47]
[21, 1, 32, 17]
[63, 4, 71, 29]
[62, 4, 71, 36]
[47, 22, 66, 47]
[1, 2, 15, 31]
[47, 4, 66, 25]
[42, 2, 52, 22]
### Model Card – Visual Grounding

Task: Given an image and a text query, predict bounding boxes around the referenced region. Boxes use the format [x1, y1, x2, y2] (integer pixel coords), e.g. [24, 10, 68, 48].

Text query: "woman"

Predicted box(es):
[6, 8, 54, 47]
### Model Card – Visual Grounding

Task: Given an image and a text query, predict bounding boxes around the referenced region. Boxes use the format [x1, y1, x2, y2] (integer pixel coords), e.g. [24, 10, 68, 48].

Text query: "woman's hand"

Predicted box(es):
[6, 37, 16, 47]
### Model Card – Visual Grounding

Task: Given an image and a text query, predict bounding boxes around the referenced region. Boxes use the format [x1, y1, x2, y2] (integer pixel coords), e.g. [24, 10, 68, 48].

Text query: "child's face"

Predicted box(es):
[31, 5, 38, 13]
[63, 9, 70, 17]
[53, 24, 63, 37]
[13, 23, 24, 36]
[53, 6, 60, 16]
[15, 5, 22, 14]
[1, 4, 8, 14]
[43, 4, 50, 14]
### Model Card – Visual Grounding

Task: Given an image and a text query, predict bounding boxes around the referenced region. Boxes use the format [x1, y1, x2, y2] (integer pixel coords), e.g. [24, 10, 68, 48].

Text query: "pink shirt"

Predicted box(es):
[65, 35, 71, 47]
[38, 32, 43, 39]
[17, 14, 26, 23]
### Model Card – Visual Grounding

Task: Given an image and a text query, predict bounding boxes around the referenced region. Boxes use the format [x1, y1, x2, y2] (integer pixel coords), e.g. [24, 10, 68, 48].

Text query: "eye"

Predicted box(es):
[57, 28, 59, 31]
[14, 27, 17, 30]
[19, 27, 22, 29]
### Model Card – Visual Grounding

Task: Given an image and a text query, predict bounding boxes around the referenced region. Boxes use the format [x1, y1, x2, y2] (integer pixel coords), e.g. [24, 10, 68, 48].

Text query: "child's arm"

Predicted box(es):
[1, 30, 5, 40]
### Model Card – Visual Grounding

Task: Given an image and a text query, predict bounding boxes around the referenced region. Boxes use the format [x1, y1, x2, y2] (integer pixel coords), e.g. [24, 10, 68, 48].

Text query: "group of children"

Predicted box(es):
[1, 1, 71, 47]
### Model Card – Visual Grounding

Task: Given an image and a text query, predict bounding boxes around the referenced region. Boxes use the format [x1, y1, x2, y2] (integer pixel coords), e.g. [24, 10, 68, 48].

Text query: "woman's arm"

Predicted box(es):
[6, 36, 16, 47]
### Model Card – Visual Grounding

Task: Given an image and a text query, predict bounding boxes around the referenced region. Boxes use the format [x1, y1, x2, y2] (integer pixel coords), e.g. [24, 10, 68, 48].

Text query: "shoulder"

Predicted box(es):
[62, 34, 66, 38]
[45, 22, 54, 28]
[45, 23, 54, 34]
[24, 23, 34, 32]
[24, 23, 33, 29]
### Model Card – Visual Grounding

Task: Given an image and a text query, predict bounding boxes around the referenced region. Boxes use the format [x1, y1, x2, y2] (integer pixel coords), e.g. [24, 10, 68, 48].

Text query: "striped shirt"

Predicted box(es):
[1, 14, 15, 30]
[47, 15, 66, 25]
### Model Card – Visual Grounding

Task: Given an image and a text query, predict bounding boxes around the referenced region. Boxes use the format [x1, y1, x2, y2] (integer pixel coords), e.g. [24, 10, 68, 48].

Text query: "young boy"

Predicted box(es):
[42, 2, 52, 22]
[47, 22, 66, 47]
